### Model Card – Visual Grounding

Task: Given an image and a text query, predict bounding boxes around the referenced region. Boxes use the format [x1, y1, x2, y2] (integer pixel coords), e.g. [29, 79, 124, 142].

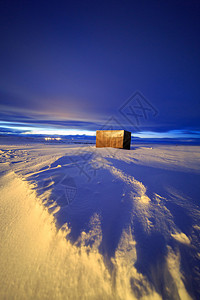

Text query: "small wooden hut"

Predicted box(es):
[96, 130, 131, 149]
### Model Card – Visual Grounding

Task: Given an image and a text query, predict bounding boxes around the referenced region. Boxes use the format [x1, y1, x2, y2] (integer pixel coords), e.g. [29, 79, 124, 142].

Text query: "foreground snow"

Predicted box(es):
[0, 139, 200, 299]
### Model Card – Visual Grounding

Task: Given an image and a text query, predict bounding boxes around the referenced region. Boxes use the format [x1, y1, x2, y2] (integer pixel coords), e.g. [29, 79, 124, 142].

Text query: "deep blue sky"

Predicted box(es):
[0, 0, 200, 137]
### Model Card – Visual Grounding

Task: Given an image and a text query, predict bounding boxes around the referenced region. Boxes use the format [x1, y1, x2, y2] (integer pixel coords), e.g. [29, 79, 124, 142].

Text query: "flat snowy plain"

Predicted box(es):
[0, 137, 200, 300]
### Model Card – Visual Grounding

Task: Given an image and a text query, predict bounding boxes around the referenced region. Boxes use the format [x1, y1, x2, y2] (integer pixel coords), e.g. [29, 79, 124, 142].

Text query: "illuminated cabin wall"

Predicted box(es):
[96, 130, 131, 149]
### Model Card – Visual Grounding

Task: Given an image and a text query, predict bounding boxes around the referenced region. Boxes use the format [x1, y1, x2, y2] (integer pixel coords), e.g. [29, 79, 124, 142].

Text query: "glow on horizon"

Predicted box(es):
[0, 121, 96, 136]
[25, 128, 96, 136]
[0, 121, 200, 138]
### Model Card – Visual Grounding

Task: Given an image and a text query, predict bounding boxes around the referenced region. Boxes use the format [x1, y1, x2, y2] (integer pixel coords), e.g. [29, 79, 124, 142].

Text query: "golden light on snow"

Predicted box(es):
[0, 172, 161, 300]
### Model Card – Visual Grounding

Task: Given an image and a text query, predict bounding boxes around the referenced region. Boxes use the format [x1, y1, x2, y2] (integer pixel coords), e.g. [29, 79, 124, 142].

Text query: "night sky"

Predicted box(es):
[0, 0, 200, 137]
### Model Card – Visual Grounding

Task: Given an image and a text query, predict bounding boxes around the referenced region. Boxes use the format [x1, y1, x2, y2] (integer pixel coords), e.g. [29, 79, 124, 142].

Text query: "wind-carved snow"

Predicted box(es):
[0, 141, 200, 299]
[171, 232, 191, 245]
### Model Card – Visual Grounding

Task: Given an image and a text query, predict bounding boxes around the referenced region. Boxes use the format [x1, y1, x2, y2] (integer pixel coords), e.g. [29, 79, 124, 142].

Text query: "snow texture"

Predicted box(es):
[0, 137, 200, 299]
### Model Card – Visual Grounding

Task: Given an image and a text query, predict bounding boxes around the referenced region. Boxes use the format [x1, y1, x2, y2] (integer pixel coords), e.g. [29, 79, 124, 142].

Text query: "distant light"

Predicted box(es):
[44, 137, 62, 141]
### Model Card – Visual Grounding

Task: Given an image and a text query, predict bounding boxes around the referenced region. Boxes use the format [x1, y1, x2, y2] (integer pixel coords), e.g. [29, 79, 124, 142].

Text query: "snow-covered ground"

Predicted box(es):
[0, 137, 200, 299]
